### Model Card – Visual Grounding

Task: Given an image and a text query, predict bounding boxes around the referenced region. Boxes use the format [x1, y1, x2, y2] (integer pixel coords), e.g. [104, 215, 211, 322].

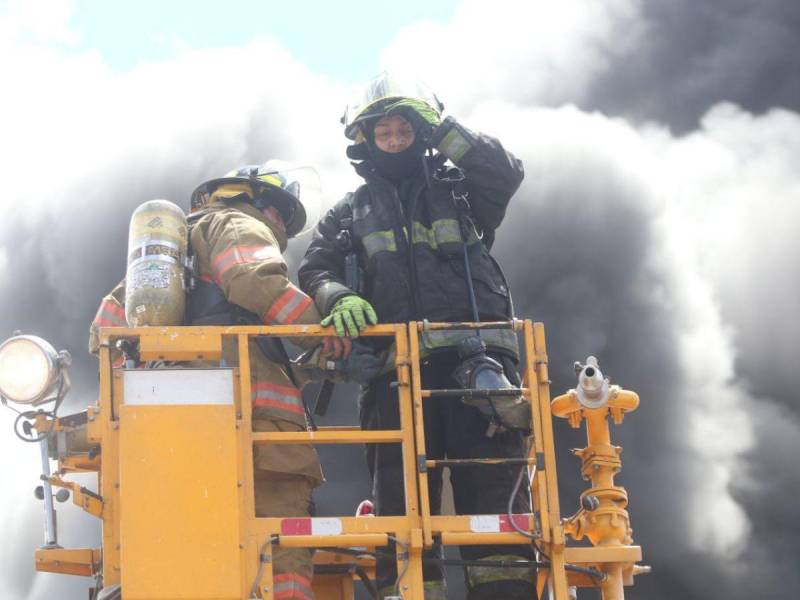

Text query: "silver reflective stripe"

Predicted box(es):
[363, 230, 397, 258]
[436, 127, 472, 163]
[431, 218, 462, 245]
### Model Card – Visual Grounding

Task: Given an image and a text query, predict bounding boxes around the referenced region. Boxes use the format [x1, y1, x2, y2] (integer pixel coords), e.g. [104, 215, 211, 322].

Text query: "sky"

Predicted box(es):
[0, 0, 799, 599]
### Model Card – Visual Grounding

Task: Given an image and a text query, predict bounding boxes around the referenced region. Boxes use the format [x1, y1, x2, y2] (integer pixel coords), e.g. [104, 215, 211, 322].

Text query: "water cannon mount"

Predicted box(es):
[552, 356, 648, 600]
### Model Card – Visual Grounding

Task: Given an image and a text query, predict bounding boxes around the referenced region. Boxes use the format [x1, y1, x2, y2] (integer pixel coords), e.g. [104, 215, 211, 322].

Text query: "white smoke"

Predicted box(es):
[1, 0, 798, 598]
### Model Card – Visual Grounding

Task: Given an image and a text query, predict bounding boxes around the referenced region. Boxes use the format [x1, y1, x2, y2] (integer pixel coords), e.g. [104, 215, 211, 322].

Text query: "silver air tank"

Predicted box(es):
[124, 200, 188, 327]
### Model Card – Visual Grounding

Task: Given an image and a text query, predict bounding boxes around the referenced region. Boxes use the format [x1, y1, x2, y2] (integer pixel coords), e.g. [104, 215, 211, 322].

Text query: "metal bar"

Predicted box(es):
[394, 329, 421, 526]
[425, 457, 537, 469]
[421, 388, 528, 398]
[252, 430, 405, 444]
[277, 534, 389, 548]
[236, 334, 261, 598]
[440, 532, 534, 546]
[39, 436, 58, 548]
[408, 323, 433, 548]
[249, 516, 412, 537]
[415, 320, 523, 331]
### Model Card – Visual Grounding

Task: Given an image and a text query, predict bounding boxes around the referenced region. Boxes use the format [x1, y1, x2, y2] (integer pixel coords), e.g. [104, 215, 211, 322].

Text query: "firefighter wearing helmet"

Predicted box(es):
[299, 72, 536, 599]
[90, 161, 342, 599]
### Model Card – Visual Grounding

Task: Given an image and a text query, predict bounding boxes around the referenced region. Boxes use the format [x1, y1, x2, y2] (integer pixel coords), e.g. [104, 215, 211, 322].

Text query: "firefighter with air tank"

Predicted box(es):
[89, 163, 348, 600]
[299, 72, 537, 600]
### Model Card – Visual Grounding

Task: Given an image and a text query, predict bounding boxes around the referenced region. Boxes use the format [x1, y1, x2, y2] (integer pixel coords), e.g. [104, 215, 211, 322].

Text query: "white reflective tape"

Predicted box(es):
[311, 518, 343, 536]
[470, 515, 501, 533]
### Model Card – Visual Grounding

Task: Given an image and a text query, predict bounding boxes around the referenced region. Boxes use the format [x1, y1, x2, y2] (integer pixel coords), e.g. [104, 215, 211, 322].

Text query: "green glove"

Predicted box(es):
[385, 98, 441, 127]
[321, 295, 378, 337]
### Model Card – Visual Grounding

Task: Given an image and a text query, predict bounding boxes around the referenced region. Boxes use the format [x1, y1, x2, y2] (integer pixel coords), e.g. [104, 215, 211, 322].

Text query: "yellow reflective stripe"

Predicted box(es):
[363, 230, 397, 258]
[412, 221, 437, 248]
[411, 219, 462, 249]
[437, 127, 472, 163]
[465, 553, 536, 588]
[421, 329, 518, 355]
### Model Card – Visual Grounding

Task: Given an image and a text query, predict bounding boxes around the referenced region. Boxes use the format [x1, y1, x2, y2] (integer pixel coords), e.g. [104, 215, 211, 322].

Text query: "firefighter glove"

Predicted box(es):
[321, 295, 378, 337]
[386, 98, 441, 140]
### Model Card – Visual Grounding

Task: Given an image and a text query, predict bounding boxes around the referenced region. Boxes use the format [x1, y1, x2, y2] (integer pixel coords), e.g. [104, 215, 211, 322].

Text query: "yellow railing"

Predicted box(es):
[34, 320, 645, 600]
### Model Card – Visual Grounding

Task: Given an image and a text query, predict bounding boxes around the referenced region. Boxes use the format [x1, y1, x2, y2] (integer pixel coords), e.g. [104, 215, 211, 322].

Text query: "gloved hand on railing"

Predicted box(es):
[321, 295, 378, 338]
[293, 341, 386, 385]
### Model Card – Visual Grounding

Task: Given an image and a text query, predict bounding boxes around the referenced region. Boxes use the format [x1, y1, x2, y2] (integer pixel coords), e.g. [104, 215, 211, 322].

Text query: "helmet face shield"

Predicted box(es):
[260, 160, 322, 237]
[342, 71, 443, 139]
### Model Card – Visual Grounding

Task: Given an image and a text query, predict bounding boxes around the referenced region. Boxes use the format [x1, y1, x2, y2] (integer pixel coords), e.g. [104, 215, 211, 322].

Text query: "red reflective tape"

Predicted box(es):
[499, 514, 531, 532]
[262, 287, 297, 323]
[93, 300, 126, 327]
[281, 294, 312, 324]
[281, 518, 312, 536]
[101, 300, 126, 320]
[94, 316, 120, 327]
[212, 245, 277, 279]
[251, 397, 305, 415]
[251, 381, 301, 398]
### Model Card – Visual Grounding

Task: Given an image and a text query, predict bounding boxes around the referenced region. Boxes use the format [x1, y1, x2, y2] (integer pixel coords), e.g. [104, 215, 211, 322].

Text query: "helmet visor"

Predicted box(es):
[342, 71, 442, 139]
[259, 160, 322, 237]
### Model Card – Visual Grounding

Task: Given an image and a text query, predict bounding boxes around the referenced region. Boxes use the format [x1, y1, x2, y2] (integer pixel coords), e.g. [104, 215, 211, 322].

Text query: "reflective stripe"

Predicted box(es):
[274, 573, 313, 599]
[93, 299, 126, 327]
[411, 221, 437, 248]
[252, 381, 304, 415]
[437, 127, 473, 163]
[421, 329, 519, 357]
[362, 230, 396, 258]
[211, 245, 281, 280]
[465, 553, 536, 589]
[431, 218, 463, 245]
[263, 286, 313, 324]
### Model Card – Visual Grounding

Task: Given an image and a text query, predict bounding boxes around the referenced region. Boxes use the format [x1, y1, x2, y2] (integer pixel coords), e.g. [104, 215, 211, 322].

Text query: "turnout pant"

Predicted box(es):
[254, 472, 317, 600]
[360, 351, 537, 600]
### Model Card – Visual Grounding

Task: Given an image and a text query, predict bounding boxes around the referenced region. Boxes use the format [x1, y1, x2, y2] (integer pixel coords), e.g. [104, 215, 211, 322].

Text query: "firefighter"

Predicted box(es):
[90, 163, 346, 600]
[298, 73, 537, 599]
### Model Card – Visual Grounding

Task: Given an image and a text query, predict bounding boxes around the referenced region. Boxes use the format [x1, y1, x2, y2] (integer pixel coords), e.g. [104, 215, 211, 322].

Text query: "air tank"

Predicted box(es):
[124, 200, 188, 327]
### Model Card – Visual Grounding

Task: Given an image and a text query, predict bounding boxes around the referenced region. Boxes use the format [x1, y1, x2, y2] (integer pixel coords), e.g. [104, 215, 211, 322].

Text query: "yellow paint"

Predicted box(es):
[119, 404, 241, 599]
[33, 323, 648, 599]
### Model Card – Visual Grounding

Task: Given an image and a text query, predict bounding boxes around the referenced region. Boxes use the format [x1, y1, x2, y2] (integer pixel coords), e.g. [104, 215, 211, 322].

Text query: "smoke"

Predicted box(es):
[1, 0, 798, 599]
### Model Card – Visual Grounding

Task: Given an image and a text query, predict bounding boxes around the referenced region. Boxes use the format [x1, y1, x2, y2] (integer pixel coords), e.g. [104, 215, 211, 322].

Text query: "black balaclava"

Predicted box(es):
[364, 120, 426, 183]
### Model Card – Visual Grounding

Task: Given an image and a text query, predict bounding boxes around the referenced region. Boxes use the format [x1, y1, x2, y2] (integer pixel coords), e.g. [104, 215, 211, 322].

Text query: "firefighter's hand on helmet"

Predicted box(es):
[385, 98, 441, 139]
[321, 295, 378, 337]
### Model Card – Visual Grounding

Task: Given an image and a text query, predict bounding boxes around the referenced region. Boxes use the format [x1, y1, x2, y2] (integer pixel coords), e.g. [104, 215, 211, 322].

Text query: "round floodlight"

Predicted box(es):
[0, 335, 60, 404]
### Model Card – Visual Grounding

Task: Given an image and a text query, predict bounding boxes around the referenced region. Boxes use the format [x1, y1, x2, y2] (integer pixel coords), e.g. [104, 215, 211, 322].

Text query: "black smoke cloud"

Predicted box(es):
[584, 0, 800, 132]
[2, 1, 799, 599]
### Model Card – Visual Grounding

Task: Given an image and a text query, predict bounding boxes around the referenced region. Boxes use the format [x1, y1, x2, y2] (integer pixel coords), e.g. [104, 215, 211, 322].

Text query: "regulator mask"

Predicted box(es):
[452, 336, 531, 437]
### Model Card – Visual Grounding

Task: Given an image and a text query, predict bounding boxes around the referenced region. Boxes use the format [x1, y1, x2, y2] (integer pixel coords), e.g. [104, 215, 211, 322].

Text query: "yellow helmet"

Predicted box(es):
[190, 161, 321, 237]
